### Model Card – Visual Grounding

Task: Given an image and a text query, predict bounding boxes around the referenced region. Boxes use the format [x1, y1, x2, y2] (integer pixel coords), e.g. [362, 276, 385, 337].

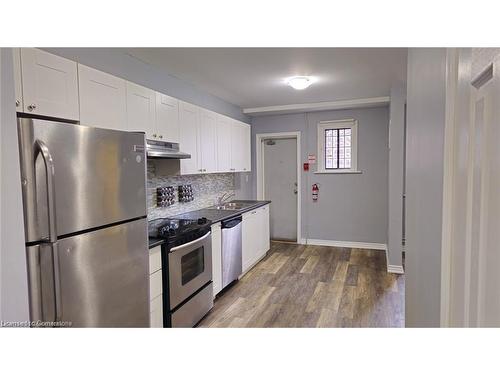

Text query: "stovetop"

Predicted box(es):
[148, 217, 211, 246]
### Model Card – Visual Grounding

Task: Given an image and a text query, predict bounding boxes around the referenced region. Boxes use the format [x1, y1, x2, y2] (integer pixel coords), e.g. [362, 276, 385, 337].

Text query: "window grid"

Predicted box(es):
[325, 128, 351, 169]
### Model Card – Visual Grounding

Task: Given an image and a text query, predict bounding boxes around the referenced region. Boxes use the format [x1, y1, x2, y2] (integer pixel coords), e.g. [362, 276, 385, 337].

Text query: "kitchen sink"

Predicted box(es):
[207, 201, 256, 211]
[209, 203, 246, 210]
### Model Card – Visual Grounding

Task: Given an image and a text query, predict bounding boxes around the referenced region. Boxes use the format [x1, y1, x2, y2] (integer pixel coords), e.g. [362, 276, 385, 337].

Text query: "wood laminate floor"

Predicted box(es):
[198, 241, 404, 328]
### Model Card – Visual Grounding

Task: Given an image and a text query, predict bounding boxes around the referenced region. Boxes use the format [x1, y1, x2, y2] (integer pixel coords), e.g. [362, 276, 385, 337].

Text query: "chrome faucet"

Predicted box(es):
[217, 192, 235, 205]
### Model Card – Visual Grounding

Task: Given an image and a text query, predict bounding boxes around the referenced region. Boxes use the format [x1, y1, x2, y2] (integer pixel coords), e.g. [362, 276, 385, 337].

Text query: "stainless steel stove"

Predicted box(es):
[148, 217, 213, 327]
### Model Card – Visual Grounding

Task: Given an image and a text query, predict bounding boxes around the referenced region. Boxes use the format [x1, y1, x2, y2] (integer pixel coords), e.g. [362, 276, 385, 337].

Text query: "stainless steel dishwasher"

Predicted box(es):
[221, 216, 242, 289]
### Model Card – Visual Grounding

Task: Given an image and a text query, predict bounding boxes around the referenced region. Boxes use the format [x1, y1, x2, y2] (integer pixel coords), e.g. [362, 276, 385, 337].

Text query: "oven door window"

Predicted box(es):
[181, 246, 205, 285]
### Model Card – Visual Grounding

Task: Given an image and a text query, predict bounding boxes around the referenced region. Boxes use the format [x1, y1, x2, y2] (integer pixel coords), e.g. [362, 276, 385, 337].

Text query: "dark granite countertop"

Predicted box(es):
[148, 200, 271, 249]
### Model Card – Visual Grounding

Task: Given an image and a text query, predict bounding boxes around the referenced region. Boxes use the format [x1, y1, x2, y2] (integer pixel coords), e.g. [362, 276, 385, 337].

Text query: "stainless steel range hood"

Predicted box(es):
[146, 140, 191, 159]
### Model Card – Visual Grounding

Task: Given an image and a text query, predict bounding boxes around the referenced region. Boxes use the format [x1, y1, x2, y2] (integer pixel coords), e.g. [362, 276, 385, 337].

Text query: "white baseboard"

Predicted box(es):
[387, 265, 405, 274]
[305, 238, 387, 251]
[304, 238, 405, 274]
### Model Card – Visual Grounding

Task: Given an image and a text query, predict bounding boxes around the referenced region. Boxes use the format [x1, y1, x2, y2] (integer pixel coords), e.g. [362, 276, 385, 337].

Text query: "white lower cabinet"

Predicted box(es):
[242, 204, 270, 273]
[149, 246, 163, 328]
[150, 295, 163, 328]
[258, 204, 271, 254]
[211, 223, 222, 297]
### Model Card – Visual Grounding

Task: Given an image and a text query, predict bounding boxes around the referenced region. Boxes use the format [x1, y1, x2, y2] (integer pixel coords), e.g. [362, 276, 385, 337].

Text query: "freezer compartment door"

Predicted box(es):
[18, 117, 147, 242]
[56, 218, 149, 327]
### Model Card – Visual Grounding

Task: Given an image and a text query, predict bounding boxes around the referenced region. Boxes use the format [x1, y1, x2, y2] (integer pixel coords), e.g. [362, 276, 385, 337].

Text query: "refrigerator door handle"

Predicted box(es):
[35, 139, 57, 243]
[35, 140, 61, 321]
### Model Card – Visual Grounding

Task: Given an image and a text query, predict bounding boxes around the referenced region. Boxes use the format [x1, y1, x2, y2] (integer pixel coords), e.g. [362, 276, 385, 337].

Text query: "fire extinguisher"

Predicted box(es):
[312, 184, 319, 201]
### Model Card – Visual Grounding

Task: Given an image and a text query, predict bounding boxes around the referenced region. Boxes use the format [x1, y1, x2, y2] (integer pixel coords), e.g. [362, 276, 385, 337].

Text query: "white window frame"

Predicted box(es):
[316, 118, 360, 174]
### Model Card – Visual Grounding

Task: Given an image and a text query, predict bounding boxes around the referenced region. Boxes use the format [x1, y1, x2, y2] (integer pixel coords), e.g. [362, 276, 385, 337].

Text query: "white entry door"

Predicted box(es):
[263, 138, 297, 241]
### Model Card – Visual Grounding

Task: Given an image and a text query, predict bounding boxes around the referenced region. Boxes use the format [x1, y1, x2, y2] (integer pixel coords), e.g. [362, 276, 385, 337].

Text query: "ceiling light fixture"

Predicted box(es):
[286, 76, 315, 90]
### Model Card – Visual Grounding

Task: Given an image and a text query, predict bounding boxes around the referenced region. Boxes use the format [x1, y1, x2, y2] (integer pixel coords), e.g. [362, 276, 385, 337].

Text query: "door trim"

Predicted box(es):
[256, 131, 302, 243]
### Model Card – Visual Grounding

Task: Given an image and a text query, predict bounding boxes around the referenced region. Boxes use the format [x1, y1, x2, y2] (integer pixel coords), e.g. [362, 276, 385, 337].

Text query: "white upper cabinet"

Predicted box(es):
[13, 48, 23, 111]
[155, 92, 179, 143]
[12, 49, 252, 174]
[242, 122, 251, 171]
[179, 101, 200, 175]
[126, 81, 155, 135]
[20, 48, 79, 121]
[231, 121, 251, 172]
[199, 109, 218, 173]
[215, 115, 233, 173]
[78, 64, 127, 130]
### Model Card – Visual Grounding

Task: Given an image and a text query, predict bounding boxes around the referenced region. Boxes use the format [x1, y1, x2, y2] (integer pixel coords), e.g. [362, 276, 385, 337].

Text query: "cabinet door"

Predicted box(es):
[216, 115, 233, 173]
[78, 64, 127, 130]
[20, 48, 79, 120]
[179, 101, 200, 175]
[242, 209, 259, 273]
[230, 121, 248, 172]
[150, 294, 163, 328]
[155, 92, 179, 143]
[13, 48, 23, 111]
[199, 109, 218, 173]
[242, 123, 251, 172]
[258, 205, 270, 257]
[126, 81, 155, 136]
[211, 223, 222, 297]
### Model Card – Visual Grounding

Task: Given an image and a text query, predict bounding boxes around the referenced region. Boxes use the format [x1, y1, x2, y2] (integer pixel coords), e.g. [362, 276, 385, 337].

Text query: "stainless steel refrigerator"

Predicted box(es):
[18, 117, 149, 327]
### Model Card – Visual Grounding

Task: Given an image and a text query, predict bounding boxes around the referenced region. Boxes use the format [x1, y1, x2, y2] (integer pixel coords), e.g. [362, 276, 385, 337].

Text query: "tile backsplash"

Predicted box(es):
[147, 163, 235, 220]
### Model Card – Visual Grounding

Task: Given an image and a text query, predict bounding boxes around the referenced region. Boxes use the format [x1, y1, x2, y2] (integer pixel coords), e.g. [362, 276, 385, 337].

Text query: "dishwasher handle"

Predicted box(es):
[222, 216, 242, 229]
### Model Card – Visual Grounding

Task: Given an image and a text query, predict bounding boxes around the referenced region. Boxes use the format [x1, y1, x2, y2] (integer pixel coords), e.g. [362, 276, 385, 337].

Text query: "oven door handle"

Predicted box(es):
[170, 231, 211, 253]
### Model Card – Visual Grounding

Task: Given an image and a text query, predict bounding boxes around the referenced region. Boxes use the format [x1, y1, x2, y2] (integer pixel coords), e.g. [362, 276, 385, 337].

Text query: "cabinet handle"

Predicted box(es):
[159, 135, 163, 139]
[203, 169, 206, 172]
[15, 99, 20, 107]
[153, 134, 157, 138]
[27, 104, 36, 112]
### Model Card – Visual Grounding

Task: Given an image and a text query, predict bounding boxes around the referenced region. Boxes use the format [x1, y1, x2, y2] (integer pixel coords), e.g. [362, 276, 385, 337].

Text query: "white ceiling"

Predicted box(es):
[124, 48, 407, 110]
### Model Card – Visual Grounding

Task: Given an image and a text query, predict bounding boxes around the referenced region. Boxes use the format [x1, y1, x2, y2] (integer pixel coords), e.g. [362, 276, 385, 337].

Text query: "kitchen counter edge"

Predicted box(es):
[148, 200, 271, 249]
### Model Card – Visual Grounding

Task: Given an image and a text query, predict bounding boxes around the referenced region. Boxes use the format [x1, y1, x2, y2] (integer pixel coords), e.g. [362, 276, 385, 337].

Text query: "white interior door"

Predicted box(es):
[263, 138, 297, 241]
[446, 49, 500, 327]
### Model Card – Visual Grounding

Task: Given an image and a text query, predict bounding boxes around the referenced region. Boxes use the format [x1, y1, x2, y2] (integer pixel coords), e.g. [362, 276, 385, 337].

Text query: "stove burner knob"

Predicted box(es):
[197, 217, 207, 225]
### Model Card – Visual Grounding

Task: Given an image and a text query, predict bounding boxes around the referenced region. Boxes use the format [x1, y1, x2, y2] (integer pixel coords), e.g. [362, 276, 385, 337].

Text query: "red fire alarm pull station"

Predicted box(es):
[303, 163, 309, 171]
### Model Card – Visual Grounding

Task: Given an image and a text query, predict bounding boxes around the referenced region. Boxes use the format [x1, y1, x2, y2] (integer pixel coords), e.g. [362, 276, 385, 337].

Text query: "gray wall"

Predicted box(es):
[387, 85, 406, 267]
[43, 48, 250, 124]
[405, 48, 448, 327]
[250, 106, 389, 245]
[0, 48, 30, 322]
